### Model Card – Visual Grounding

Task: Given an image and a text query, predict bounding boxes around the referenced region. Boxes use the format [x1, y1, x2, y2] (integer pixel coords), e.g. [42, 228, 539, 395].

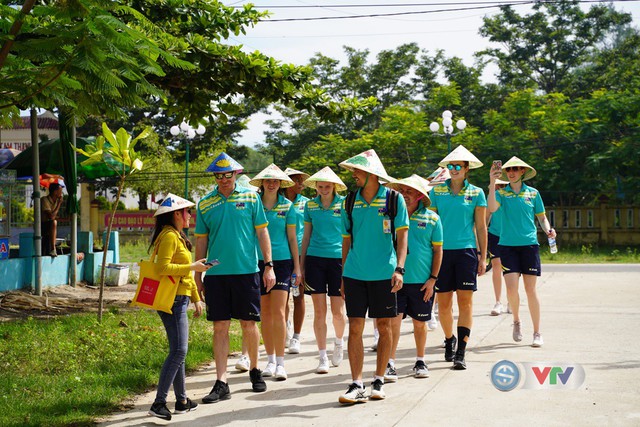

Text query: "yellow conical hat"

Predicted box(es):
[284, 167, 310, 181]
[386, 174, 433, 207]
[303, 166, 348, 192]
[438, 145, 483, 169]
[249, 164, 295, 188]
[500, 156, 537, 181]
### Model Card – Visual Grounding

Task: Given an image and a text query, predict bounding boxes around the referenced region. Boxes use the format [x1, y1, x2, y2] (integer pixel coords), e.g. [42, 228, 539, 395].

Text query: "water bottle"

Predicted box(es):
[548, 237, 558, 254]
[291, 274, 300, 297]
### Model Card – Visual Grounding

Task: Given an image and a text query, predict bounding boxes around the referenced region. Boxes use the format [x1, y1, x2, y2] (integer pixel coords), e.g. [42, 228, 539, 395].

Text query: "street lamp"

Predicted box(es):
[429, 110, 467, 153]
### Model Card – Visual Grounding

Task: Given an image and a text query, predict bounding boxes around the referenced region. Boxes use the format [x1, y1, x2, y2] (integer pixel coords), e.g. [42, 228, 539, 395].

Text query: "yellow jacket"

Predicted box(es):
[153, 226, 200, 303]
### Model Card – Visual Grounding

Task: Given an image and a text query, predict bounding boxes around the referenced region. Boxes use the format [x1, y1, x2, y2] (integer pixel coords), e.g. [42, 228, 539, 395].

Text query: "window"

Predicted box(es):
[628, 209, 634, 229]
[614, 209, 621, 228]
[548, 210, 556, 228]
[575, 210, 581, 228]
[563, 210, 569, 228]
[587, 210, 594, 228]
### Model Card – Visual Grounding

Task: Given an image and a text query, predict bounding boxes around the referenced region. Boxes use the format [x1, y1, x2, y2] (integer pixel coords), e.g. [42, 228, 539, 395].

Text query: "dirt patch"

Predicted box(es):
[0, 283, 137, 321]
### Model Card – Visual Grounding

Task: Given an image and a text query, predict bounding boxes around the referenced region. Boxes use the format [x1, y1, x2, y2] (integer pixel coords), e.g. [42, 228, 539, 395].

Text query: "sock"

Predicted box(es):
[335, 337, 343, 346]
[353, 380, 364, 388]
[276, 356, 285, 367]
[267, 354, 276, 364]
[388, 358, 395, 367]
[374, 328, 379, 339]
[416, 356, 425, 362]
[457, 326, 471, 354]
[293, 333, 300, 340]
[374, 375, 385, 384]
[319, 349, 327, 358]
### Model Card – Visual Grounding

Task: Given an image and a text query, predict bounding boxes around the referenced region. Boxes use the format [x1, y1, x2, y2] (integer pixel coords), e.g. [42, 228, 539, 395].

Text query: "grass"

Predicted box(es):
[539, 243, 640, 263]
[0, 308, 242, 427]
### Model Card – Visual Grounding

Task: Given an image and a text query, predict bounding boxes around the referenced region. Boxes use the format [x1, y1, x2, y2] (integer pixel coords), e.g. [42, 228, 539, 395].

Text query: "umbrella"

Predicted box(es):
[0, 148, 20, 168]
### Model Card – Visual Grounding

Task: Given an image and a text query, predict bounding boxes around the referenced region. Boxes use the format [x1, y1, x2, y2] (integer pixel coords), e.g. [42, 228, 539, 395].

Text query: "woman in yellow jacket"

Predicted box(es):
[148, 194, 211, 421]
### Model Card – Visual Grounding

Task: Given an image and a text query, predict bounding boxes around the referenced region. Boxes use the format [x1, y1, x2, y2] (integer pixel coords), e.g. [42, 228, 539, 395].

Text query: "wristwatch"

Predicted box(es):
[394, 266, 405, 275]
[264, 261, 274, 268]
[429, 274, 438, 281]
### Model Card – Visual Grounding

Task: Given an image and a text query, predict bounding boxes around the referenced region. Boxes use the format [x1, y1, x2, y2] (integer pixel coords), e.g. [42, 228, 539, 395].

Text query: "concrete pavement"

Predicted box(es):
[101, 264, 640, 426]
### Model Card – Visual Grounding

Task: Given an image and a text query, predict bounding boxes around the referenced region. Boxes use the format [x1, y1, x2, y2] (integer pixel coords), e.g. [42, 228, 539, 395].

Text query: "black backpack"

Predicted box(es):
[345, 188, 402, 251]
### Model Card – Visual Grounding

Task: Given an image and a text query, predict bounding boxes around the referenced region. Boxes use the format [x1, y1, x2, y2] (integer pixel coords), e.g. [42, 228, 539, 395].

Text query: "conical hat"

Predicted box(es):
[500, 156, 537, 181]
[205, 152, 244, 173]
[338, 149, 394, 181]
[154, 193, 195, 217]
[495, 178, 510, 185]
[303, 166, 348, 192]
[438, 145, 483, 169]
[386, 174, 433, 207]
[284, 167, 310, 182]
[426, 166, 450, 185]
[237, 174, 258, 192]
[249, 164, 295, 188]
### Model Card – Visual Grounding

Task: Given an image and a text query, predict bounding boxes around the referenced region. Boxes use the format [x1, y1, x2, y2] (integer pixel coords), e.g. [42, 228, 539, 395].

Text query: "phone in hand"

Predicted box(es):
[204, 259, 220, 267]
[492, 159, 502, 169]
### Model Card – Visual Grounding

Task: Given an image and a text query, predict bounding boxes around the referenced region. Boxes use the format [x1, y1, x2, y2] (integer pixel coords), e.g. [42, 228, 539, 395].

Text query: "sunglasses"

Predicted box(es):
[505, 167, 522, 172]
[214, 172, 234, 180]
[446, 164, 464, 171]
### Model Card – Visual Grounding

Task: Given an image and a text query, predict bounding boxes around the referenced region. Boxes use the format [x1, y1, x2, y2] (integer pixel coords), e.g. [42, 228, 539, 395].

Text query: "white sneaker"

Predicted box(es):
[288, 338, 301, 354]
[370, 379, 385, 400]
[434, 302, 439, 314]
[384, 363, 398, 382]
[286, 320, 293, 344]
[274, 364, 287, 380]
[338, 383, 367, 404]
[234, 354, 249, 372]
[532, 332, 544, 347]
[316, 356, 330, 374]
[370, 335, 379, 352]
[413, 360, 430, 378]
[491, 302, 503, 316]
[513, 321, 523, 342]
[262, 362, 276, 377]
[427, 316, 438, 331]
[332, 341, 344, 367]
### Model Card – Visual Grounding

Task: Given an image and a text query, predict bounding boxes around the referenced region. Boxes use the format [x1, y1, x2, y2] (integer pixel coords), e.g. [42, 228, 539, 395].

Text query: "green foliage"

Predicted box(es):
[10, 198, 34, 224]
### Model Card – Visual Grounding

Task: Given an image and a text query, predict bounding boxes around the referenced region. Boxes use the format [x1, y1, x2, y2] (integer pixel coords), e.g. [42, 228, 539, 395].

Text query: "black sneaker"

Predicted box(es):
[453, 351, 467, 370]
[202, 380, 231, 403]
[250, 368, 267, 392]
[149, 402, 172, 420]
[444, 335, 457, 362]
[174, 397, 198, 414]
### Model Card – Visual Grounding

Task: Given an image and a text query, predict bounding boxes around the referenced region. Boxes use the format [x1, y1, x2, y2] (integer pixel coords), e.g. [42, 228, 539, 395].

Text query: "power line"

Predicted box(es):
[241, 1, 533, 8]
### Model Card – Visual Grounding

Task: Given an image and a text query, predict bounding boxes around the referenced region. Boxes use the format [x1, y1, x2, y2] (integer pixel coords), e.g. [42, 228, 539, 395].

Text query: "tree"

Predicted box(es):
[478, 0, 632, 94]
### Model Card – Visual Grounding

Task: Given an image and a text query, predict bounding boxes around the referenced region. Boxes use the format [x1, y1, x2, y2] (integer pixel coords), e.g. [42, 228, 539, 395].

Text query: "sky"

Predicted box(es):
[223, 0, 640, 147]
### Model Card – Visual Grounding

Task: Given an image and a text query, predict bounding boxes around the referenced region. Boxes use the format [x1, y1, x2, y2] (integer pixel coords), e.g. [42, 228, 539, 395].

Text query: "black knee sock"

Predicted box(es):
[457, 326, 470, 354]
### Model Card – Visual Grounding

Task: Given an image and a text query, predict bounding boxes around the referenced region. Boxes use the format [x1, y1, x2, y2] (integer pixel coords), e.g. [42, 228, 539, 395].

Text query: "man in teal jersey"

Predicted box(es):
[195, 152, 275, 401]
[283, 167, 310, 354]
[337, 149, 409, 404]
[385, 175, 443, 380]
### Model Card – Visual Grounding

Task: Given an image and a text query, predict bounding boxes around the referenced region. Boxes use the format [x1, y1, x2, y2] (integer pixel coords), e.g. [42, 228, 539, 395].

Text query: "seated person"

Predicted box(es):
[41, 183, 63, 257]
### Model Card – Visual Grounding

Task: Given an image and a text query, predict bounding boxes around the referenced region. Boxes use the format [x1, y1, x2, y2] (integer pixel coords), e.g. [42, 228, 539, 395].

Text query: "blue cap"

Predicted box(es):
[205, 152, 244, 173]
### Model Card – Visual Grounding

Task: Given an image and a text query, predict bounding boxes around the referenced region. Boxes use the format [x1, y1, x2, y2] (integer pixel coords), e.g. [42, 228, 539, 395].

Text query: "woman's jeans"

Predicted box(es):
[154, 295, 190, 404]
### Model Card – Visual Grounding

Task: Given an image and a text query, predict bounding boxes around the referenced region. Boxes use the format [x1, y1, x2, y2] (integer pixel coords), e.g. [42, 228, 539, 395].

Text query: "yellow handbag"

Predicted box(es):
[131, 244, 179, 314]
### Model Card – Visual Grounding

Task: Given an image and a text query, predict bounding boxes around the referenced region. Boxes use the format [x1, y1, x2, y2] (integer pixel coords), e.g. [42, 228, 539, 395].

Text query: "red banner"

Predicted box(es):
[105, 211, 196, 229]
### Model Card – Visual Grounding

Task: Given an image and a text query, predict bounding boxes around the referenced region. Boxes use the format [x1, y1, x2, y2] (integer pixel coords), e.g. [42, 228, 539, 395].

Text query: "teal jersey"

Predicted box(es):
[195, 184, 268, 275]
[495, 183, 545, 246]
[429, 179, 487, 250]
[291, 193, 309, 251]
[341, 185, 409, 281]
[488, 208, 503, 236]
[259, 194, 296, 261]
[303, 194, 344, 258]
[404, 203, 443, 284]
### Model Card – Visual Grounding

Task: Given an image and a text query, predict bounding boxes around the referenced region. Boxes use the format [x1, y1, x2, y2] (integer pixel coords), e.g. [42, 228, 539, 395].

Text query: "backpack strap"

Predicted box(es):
[385, 188, 408, 255]
[345, 190, 357, 249]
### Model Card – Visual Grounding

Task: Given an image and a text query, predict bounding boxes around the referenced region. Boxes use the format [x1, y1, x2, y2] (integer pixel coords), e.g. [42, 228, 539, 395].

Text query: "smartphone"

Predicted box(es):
[204, 259, 220, 267]
[492, 160, 502, 169]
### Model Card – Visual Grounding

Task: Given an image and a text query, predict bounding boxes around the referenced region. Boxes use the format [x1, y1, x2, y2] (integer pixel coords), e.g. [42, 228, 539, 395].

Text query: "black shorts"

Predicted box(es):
[488, 232, 501, 259]
[343, 276, 397, 319]
[435, 248, 478, 293]
[304, 256, 342, 297]
[203, 273, 261, 322]
[258, 259, 293, 295]
[499, 245, 541, 276]
[397, 283, 433, 321]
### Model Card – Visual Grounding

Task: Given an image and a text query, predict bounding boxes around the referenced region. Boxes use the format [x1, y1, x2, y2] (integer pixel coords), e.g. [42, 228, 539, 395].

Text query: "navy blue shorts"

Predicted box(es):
[304, 256, 342, 297]
[343, 276, 397, 319]
[499, 245, 541, 276]
[435, 248, 478, 293]
[258, 259, 293, 295]
[203, 273, 261, 321]
[397, 283, 433, 321]
[488, 232, 501, 259]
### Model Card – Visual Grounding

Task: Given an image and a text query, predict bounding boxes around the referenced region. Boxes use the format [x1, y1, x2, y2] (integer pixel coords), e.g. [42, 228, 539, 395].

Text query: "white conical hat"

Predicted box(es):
[284, 167, 310, 181]
[500, 156, 537, 181]
[386, 174, 433, 207]
[426, 166, 450, 185]
[237, 174, 258, 191]
[154, 193, 195, 217]
[303, 166, 348, 192]
[438, 145, 483, 169]
[249, 164, 295, 188]
[338, 149, 394, 182]
[495, 178, 510, 185]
